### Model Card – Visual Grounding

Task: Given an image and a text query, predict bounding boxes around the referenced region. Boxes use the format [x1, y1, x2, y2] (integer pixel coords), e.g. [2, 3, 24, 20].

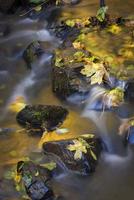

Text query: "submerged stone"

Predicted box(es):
[17, 161, 54, 200]
[126, 126, 134, 145]
[43, 134, 102, 175]
[16, 105, 68, 135]
[23, 41, 45, 69]
[49, 22, 80, 44]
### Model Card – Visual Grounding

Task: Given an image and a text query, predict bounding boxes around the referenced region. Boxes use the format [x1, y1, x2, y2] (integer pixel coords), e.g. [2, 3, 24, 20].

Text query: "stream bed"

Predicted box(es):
[0, 0, 134, 199]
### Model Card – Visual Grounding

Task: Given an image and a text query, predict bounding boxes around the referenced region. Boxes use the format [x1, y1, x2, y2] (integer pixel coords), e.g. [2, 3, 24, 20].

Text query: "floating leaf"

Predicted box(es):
[56, 128, 69, 135]
[40, 162, 56, 170]
[14, 174, 22, 183]
[107, 24, 122, 34]
[9, 150, 17, 157]
[105, 87, 124, 107]
[4, 170, 14, 180]
[118, 48, 134, 59]
[81, 134, 95, 139]
[73, 41, 83, 49]
[34, 5, 42, 11]
[8, 96, 26, 113]
[65, 20, 75, 27]
[77, 33, 86, 42]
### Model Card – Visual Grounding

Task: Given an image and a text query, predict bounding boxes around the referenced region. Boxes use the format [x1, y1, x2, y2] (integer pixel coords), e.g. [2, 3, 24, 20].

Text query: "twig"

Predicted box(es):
[20, 0, 50, 17]
[100, 0, 105, 7]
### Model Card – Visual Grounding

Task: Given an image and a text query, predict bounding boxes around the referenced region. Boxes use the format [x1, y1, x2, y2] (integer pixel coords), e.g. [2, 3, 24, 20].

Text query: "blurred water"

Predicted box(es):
[0, 0, 134, 200]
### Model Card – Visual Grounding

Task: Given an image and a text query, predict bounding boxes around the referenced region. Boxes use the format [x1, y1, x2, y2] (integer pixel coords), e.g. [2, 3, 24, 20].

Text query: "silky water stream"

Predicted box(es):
[0, 0, 134, 199]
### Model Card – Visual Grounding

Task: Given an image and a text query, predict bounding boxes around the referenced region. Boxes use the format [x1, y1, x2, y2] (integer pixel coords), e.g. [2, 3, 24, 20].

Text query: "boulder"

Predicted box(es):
[17, 161, 54, 200]
[52, 48, 92, 100]
[43, 134, 102, 175]
[16, 105, 68, 136]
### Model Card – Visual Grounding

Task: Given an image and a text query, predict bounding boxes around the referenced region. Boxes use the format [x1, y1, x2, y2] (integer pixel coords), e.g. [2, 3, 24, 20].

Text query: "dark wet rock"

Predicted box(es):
[52, 48, 92, 99]
[49, 22, 80, 43]
[0, 128, 14, 136]
[0, 0, 79, 14]
[16, 105, 68, 136]
[17, 161, 54, 200]
[0, 0, 17, 13]
[43, 134, 102, 175]
[124, 80, 134, 102]
[23, 41, 45, 69]
[0, 0, 54, 14]
[0, 24, 11, 37]
[52, 65, 90, 100]
[116, 103, 134, 119]
[127, 126, 134, 145]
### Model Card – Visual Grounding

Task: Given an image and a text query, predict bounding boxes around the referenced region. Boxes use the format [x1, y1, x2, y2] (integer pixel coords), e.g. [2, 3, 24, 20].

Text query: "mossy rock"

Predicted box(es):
[16, 105, 68, 135]
[23, 41, 45, 69]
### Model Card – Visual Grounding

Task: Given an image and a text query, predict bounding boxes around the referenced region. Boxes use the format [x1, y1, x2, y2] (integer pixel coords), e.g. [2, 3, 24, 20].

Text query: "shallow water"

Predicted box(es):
[0, 0, 134, 199]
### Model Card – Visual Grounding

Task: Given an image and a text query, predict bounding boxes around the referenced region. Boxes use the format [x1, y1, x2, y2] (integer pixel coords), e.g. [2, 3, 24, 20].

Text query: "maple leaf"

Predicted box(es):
[67, 138, 97, 161]
[81, 62, 109, 85]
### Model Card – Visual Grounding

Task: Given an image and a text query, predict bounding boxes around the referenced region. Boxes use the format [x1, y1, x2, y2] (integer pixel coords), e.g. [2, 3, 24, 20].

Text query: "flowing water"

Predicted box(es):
[0, 0, 134, 199]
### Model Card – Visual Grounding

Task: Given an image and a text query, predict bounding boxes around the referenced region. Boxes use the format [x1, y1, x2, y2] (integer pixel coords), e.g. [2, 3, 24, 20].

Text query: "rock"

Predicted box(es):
[43, 134, 102, 175]
[0, 0, 17, 13]
[52, 48, 92, 99]
[124, 80, 134, 102]
[16, 105, 68, 136]
[49, 22, 80, 42]
[126, 126, 134, 145]
[23, 41, 45, 69]
[17, 161, 54, 200]
[0, 0, 55, 14]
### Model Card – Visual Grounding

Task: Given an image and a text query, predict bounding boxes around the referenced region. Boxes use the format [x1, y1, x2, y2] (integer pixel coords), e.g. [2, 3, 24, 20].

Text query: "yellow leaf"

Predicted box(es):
[107, 24, 122, 34]
[35, 170, 39, 176]
[34, 5, 42, 12]
[8, 96, 26, 113]
[90, 149, 97, 161]
[14, 173, 21, 183]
